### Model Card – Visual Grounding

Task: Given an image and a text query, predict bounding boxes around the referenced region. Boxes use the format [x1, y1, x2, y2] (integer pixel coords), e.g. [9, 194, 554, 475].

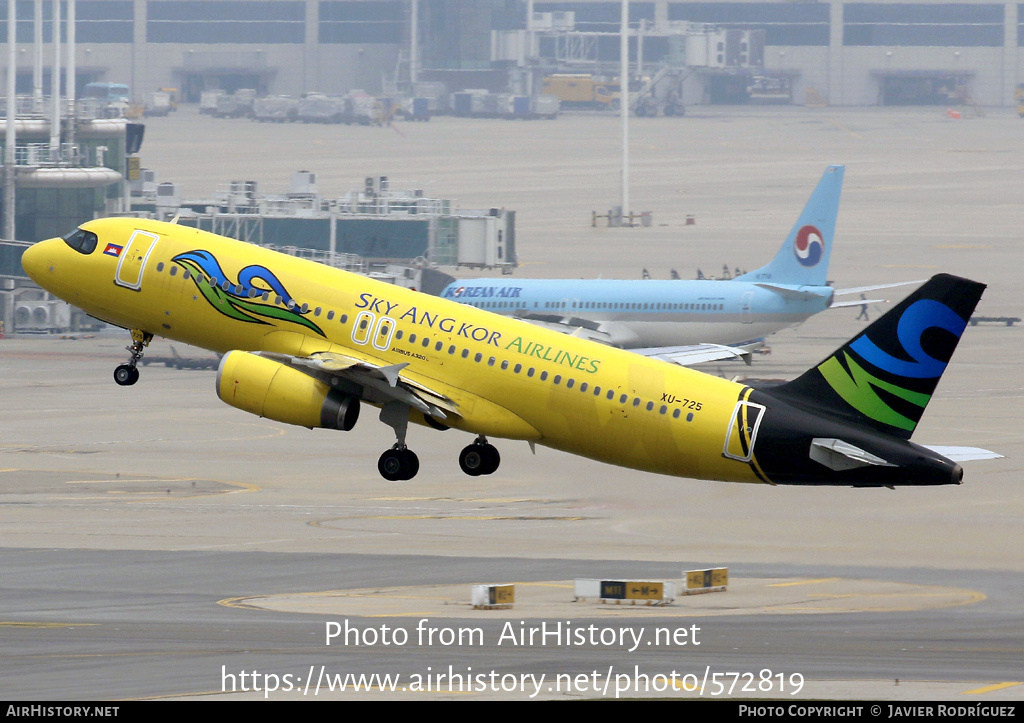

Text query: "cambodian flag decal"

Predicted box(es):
[103, 243, 123, 257]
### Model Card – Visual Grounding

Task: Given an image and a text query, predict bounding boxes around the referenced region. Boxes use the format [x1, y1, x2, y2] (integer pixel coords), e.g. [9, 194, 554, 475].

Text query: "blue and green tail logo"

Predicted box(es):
[817, 299, 965, 432]
[173, 250, 324, 337]
[774, 274, 985, 439]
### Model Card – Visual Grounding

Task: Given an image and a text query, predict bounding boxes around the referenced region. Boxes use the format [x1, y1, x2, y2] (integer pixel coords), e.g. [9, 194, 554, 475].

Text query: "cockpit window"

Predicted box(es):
[62, 228, 98, 255]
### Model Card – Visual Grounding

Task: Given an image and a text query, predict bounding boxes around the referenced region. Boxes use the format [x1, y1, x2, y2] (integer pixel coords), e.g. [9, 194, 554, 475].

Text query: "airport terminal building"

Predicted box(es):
[1, 0, 1022, 107]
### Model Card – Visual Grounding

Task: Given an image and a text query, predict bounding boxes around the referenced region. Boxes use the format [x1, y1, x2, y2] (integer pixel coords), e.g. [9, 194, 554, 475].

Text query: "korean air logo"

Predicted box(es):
[452, 286, 466, 298]
[793, 225, 824, 267]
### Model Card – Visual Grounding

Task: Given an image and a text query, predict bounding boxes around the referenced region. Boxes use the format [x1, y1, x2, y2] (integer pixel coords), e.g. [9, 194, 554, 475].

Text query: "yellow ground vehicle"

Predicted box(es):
[541, 74, 621, 110]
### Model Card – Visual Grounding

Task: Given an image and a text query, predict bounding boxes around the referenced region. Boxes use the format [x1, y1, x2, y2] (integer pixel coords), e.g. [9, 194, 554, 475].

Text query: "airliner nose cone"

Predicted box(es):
[20, 240, 50, 283]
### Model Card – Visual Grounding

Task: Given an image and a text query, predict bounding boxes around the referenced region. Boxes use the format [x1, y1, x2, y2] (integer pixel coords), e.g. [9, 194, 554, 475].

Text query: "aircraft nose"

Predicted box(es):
[20, 239, 52, 284]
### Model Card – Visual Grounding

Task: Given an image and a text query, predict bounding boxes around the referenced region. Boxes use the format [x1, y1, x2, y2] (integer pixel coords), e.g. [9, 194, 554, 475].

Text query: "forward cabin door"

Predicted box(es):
[114, 230, 160, 290]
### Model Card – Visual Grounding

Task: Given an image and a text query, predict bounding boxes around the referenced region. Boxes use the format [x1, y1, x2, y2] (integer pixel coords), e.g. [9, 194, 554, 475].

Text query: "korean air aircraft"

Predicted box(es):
[441, 166, 908, 365]
[21, 216, 996, 485]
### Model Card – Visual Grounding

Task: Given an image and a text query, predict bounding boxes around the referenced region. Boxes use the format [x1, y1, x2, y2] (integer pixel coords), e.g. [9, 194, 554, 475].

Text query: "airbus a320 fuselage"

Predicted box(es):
[21, 216, 988, 486]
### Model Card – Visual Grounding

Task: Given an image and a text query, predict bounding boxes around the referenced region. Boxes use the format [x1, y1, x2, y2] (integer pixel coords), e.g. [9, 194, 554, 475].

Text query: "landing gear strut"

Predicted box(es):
[459, 437, 500, 476]
[377, 401, 420, 481]
[113, 330, 152, 386]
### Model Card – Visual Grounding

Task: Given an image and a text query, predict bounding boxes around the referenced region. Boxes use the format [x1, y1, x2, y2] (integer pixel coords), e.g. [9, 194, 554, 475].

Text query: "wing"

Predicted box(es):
[258, 349, 459, 422]
[514, 313, 615, 345]
[635, 341, 762, 367]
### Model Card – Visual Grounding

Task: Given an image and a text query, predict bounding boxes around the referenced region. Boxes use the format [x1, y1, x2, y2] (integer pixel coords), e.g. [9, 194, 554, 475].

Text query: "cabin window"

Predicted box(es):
[448, 345, 456, 355]
[659, 405, 668, 415]
[340, 314, 348, 323]
[619, 394, 627, 404]
[633, 398, 641, 407]
[527, 367, 535, 377]
[513, 363, 521, 373]
[474, 353, 482, 362]
[395, 330, 403, 340]
[169, 266, 178, 277]
[606, 390, 614, 400]
[462, 348, 469, 358]
[62, 228, 98, 255]
[540, 371, 548, 381]
[156, 262, 164, 272]
[182, 270, 191, 280]
[566, 379, 575, 389]
[327, 310, 335, 320]
[409, 333, 417, 343]
[646, 402, 654, 411]
[579, 382, 587, 392]
[673, 409, 681, 419]
[553, 375, 561, 385]
[314, 307, 322, 317]
[422, 337, 430, 347]
[488, 357, 496, 366]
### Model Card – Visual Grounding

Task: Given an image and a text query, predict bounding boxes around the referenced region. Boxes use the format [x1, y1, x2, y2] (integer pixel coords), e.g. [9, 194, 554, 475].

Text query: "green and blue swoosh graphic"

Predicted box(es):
[818, 298, 965, 432]
[173, 250, 324, 337]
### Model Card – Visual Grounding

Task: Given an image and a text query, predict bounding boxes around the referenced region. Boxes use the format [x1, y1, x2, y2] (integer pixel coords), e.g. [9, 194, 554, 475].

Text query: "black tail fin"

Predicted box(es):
[770, 274, 985, 439]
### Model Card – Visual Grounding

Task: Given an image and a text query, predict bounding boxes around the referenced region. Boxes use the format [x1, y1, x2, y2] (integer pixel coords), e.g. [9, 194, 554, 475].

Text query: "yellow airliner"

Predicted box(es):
[21, 218, 992, 486]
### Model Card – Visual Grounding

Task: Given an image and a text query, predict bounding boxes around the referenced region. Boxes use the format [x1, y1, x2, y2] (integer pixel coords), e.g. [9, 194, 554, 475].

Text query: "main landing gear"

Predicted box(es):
[459, 437, 500, 476]
[378, 446, 420, 482]
[377, 401, 420, 481]
[113, 330, 152, 386]
[375, 402, 502, 481]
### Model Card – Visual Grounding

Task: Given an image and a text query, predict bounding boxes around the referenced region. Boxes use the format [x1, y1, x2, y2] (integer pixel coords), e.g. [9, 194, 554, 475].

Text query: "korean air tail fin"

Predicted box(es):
[769, 274, 985, 439]
[734, 165, 844, 287]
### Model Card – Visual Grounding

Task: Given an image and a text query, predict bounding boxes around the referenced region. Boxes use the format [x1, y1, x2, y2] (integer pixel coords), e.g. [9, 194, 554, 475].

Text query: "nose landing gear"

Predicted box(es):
[113, 330, 153, 386]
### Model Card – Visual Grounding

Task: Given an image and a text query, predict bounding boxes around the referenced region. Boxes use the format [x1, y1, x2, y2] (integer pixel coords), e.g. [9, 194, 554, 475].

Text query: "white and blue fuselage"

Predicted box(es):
[440, 278, 835, 347]
[441, 166, 845, 350]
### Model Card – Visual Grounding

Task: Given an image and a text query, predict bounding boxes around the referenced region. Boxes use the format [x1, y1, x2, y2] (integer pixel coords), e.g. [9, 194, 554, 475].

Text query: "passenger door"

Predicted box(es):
[114, 230, 160, 290]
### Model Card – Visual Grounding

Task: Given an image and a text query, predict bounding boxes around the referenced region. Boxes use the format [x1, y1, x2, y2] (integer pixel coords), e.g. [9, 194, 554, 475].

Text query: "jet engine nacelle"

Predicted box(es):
[216, 351, 360, 430]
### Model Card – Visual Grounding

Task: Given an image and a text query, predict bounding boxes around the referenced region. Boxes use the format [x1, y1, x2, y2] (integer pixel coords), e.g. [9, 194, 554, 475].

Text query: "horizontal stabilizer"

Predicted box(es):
[810, 438, 895, 471]
[830, 298, 885, 308]
[922, 445, 1003, 462]
[754, 283, 823, 300]
[834, 280, 925, 296]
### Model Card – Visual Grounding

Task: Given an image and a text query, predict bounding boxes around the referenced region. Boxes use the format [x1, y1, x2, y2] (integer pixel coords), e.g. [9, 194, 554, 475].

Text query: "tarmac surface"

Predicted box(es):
[1, 106, 1021, 701]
